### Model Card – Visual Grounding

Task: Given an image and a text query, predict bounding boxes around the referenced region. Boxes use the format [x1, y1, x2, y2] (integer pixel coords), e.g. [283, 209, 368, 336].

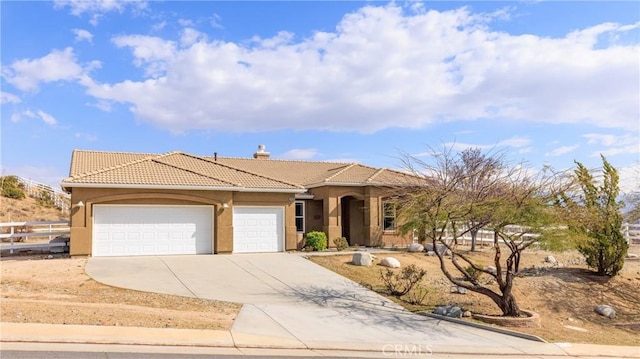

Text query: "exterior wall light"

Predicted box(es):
[76, 201, 85, 208]
[222, 203, 229, 209]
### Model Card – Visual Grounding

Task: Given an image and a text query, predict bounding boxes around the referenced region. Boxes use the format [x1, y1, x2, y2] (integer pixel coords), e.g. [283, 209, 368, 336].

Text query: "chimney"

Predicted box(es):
[253, 144, 270, 160]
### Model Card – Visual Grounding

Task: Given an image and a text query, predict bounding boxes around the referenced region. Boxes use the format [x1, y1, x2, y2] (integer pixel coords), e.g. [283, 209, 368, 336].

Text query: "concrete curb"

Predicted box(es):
[418, 312, 547, 342]
[2, 322, 639, 358]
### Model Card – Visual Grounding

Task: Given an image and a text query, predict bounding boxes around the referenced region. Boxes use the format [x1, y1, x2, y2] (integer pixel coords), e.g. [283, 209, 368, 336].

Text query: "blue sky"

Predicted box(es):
[1, 1, 639, 192]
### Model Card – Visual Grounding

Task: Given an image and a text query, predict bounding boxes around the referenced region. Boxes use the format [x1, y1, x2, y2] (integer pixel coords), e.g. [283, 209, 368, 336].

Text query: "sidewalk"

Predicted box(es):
[2, 322, 639, 358]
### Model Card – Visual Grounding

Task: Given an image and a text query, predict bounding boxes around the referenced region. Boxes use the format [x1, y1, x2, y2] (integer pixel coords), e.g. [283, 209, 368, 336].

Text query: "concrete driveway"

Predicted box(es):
[86, 253, 562, 354]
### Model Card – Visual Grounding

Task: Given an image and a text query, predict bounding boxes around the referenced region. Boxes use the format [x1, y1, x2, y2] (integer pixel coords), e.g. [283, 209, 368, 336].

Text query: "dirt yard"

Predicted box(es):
[310, 246, 640, 346]
[1, 255, 241, 330]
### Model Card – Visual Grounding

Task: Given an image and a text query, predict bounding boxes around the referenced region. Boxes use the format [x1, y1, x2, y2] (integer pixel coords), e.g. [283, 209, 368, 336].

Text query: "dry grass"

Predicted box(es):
[311, 246, 640, 346]
[1, 255, 241, 330]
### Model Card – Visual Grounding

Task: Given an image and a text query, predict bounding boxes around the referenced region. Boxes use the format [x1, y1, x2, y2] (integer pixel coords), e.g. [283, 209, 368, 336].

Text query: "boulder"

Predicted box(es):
[486, 266, 497, 275]
[426, 251, 436, 257]
[545, 256, 557, 264]
[380, 257, 401, 268]
[594, 305, 616, 319]
[352, 252, 373, 266]
[433, 305, 462, 318]
[450, 286, 467, 294]
[424, 243, 449, 255]
[463, 310, 472, 318]
[408, 243, 424, 253]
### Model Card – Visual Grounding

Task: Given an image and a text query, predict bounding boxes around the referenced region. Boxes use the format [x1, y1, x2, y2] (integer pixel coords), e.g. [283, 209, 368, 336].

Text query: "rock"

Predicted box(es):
[594, 305, 616, 319]
[426, 251, 436, 257]
[424, 243, 448, 255]
[545, 255, 557, 264]
[627, 253, 638, 258]
[486, 266, 497, 275]
[408, 243, 424, 253]
[380, 257, 401, 268]
[433, 305, 463, 318]
[463, 310, 472, 318]
[450, 286, 467, 294]
[352, 252, 373, 266]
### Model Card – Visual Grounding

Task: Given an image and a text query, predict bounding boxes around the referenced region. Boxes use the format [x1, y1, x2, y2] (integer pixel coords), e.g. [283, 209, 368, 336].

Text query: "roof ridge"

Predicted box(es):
[67, 151, 163, 181]
[193, 154, 305, 189]
[214, 156, 352, 165]
[366, 168, 387, 183]
[323, 163, 357, 182]
[152, 153, 242, 187]
[71, 149, 159, 156]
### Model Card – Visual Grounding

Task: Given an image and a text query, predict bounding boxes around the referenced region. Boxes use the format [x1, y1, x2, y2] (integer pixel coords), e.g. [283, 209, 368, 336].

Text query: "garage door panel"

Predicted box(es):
[233, 207, 283, 253]
[93, 205, 213, 257]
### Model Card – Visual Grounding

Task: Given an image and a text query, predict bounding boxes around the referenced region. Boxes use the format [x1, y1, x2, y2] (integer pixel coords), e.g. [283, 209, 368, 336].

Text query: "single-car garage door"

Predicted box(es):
[93, 205, 213, 257]
[233, 206, 284, 253]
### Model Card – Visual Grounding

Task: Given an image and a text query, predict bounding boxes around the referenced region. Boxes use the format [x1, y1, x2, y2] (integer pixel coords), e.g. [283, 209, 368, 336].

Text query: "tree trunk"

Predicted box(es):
[470, 228, 478, 251]
[497, 293, 521, 317]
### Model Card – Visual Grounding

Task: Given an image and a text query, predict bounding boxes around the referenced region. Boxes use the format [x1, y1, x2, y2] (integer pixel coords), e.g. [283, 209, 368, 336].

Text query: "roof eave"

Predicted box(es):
[60, 182, 306, 193]
[305, 181, 404, 189]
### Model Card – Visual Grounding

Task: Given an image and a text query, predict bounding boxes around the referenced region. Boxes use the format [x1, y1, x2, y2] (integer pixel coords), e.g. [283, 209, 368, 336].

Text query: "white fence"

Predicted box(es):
[441, 223, 639, 245]
[622, 222, 640, 244]
[14, 176, 70, 211]
[0, 220, 70, 254]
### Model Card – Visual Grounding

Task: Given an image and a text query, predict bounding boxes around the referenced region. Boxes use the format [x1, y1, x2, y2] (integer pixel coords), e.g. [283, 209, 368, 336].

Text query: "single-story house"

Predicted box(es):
[62, 145, 416, 257]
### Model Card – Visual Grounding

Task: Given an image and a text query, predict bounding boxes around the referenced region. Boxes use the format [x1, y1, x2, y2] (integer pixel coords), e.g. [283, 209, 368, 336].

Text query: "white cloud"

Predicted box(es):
[75, 132, 98, 141]
[583, 133, 639, 157]
[77, 4, 638, 133]
[1, 47, 95, 92]
[1, 91, 21, 104]
[180, 28, 207, 47]
[111, 35, 176, 77]
[72, 28, 93, 43]
[209, 13, 223, 29]
[280, 148, 319, 160]
[545, 145, 579, 157]
[11, 109, 57, 126]
[152, 21, 167, 32]
[54, 0, 147, 18]
[442, 136, 532, 152]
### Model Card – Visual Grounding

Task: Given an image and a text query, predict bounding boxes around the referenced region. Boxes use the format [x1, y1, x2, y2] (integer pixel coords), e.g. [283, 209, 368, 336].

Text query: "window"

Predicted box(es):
[382, 202, 396, 231]
[295, 201, 305, 233]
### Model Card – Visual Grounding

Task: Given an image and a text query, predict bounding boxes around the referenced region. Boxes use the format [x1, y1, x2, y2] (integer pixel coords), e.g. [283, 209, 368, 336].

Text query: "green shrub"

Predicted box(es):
[380, 264, 427, 297]
[464, 265, 483, 282]
[2, 186, 25, 199]
[333, 237, 349, 251]
[305, 231, 327, 251]
[1, 176, 25, 199]
[405, 285, 429, 305]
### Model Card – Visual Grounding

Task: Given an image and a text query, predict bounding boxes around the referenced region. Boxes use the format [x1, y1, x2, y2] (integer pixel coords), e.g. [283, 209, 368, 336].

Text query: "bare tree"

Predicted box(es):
[396, 145, 564, 317]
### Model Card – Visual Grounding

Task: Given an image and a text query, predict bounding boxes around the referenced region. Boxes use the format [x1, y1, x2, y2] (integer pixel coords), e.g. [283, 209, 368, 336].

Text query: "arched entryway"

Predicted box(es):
[340, 195, 365, 246]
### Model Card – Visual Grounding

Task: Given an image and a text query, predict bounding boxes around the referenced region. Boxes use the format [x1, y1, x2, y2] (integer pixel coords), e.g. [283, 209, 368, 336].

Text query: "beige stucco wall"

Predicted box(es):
[69, 187, 295, 256]
[305, 185, 412, 248]
[69, 185, 412, 256]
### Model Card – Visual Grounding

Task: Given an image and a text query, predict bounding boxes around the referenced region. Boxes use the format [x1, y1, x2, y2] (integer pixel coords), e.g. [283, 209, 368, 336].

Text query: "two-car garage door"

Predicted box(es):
[93, 205, 213, 257]
[92, 205, 284, 256]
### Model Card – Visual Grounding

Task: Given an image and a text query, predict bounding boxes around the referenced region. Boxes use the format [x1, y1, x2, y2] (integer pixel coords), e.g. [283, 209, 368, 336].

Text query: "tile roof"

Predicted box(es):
[63, 149, 416, 191]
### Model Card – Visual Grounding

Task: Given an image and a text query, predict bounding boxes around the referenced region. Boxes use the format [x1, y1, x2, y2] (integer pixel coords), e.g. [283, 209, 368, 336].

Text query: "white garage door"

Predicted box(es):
[233, 206, 284, 253]
[93, 205, 213, 257]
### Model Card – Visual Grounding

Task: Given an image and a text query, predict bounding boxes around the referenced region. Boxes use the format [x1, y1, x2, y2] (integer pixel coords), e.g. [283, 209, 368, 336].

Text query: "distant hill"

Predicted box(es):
[0, 195, 69, 223]
[0, 175, 69, 225]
